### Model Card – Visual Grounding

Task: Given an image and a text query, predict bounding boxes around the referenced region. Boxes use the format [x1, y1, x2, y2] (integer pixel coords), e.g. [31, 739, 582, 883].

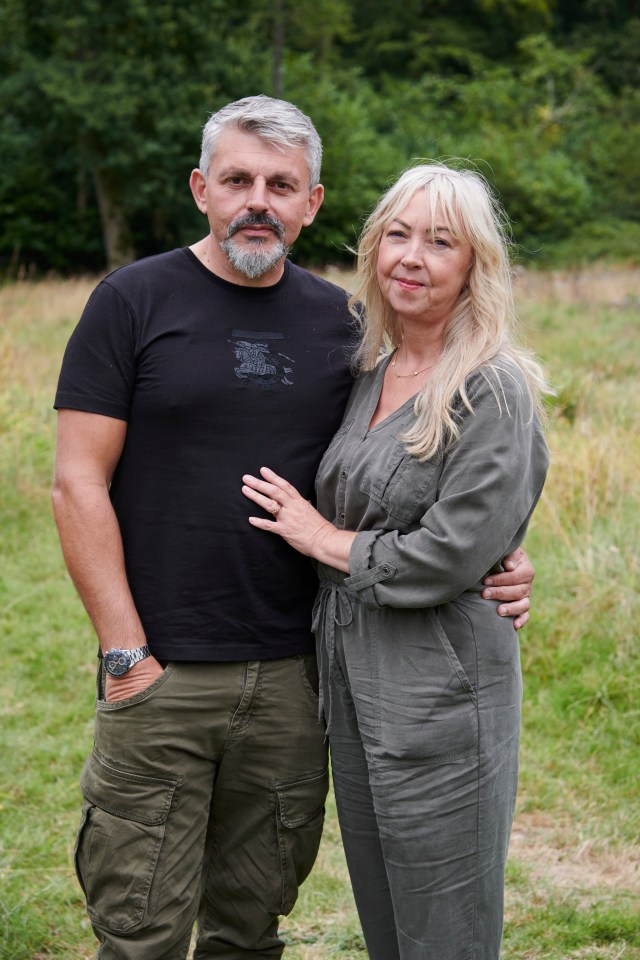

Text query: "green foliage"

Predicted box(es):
[0, 0, 638, 272]
[0, 0, 238, 269]
[536, 219, 640, 267]
[288, 64, 405, 263]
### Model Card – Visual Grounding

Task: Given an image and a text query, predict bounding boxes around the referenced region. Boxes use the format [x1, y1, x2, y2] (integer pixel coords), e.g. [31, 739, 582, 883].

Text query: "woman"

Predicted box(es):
[242, 162, 549, 960]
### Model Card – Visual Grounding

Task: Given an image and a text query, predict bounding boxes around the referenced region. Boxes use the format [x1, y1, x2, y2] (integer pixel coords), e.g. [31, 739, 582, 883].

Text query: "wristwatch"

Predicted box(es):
[103, 644, 152, 677]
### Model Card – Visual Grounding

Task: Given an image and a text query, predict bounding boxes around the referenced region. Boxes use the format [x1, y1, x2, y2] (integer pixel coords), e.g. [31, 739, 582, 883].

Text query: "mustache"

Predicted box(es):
[226, 212, 285, 242]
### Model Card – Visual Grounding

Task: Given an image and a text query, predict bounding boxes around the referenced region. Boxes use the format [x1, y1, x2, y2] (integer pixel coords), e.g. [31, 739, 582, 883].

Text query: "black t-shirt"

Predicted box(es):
[55, 248, 355, 661]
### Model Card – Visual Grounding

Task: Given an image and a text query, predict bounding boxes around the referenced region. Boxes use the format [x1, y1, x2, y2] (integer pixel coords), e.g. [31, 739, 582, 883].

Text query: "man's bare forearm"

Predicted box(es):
[52, 477, 146, 652]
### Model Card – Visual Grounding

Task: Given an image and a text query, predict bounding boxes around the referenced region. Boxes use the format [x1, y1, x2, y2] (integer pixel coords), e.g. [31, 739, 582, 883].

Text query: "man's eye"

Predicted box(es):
[272, 181, 292, 191]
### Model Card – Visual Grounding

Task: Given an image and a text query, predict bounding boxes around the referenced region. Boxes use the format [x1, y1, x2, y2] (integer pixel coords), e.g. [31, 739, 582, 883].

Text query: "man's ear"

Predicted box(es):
[189, 168, 208, 214]
[302, 183, 324, 227]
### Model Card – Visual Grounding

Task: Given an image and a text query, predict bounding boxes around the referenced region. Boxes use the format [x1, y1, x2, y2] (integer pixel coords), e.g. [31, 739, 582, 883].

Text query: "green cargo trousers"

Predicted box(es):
[75, 655, 329, 959]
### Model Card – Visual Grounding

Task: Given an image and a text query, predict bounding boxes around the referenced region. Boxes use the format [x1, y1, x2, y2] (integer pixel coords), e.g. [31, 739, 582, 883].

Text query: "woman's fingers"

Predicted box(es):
[242, 482, 281, 516]
[258, 466, 297, 496]
[242, 474, 282, 511]
[242, 473, 278, 497]
[242, 468, 305, 519]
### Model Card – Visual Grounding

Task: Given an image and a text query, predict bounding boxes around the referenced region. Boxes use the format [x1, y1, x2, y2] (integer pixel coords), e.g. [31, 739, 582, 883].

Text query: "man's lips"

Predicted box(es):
[238, 225, 276, 235]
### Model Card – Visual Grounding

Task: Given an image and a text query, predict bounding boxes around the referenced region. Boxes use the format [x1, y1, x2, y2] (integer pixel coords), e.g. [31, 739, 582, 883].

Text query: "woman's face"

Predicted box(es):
[376, 194, 473, 333]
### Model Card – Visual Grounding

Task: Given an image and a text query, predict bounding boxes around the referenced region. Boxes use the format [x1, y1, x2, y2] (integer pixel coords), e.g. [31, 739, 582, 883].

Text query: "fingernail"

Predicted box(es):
[485, 578, 494, 586]
[484, 589, 493, 599]
[498, 606, 506, 616]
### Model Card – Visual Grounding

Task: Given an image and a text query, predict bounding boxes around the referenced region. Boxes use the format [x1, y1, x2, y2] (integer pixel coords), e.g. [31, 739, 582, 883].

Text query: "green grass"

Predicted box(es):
[517, 299, 639, 849]
[1, 275, 638, 959]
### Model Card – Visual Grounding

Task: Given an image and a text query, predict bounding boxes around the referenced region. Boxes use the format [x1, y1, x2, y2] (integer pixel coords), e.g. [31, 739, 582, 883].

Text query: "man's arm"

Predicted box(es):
[483, 546, 533, 630]
[51, 409, 164, 701]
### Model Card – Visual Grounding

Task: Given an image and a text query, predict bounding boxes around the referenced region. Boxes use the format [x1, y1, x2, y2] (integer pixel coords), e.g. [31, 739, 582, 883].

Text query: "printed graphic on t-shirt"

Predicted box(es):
[230, 330, 294, 387]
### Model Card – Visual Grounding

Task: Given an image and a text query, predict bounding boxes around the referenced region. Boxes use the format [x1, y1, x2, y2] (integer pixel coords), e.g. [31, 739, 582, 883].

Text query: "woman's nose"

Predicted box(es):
[400, 245, 422, 267]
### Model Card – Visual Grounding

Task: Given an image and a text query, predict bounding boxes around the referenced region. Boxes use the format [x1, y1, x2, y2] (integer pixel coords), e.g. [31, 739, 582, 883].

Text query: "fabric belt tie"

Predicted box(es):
[311, 578, 353, 737]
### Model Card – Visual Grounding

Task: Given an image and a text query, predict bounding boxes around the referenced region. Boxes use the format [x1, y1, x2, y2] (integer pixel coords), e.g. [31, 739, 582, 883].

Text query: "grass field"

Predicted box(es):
[1, 268, 638, 959]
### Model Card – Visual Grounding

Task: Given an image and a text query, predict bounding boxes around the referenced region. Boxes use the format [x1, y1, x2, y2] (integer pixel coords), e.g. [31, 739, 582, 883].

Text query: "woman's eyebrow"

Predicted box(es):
[389, 219, 452, 233]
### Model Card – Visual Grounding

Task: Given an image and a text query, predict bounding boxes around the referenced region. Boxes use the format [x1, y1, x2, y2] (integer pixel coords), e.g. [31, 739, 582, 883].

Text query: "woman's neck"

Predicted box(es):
[392, 331, 442, 378]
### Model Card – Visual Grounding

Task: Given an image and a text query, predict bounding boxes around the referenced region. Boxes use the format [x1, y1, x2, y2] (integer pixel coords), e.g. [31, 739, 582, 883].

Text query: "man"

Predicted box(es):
[52, 95, 535, 960]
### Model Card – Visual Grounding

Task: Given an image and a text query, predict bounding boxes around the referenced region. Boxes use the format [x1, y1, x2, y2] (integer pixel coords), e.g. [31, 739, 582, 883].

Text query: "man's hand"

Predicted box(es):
[482, 546, 534, 630]
[105, 656, 165, 703]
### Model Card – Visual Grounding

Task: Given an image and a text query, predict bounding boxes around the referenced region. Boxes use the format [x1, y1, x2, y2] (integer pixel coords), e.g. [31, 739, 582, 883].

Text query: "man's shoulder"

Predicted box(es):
[103, 248, 187, 288]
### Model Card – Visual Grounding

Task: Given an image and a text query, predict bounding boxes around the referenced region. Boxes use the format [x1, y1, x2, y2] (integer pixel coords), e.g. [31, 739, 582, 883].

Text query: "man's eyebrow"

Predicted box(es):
[217, 166, 303, 187]
[216, 166, 252, 180]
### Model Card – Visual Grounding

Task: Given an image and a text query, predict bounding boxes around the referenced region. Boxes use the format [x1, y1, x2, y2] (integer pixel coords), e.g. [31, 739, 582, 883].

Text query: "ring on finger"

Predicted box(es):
[271, 502, 281, 516]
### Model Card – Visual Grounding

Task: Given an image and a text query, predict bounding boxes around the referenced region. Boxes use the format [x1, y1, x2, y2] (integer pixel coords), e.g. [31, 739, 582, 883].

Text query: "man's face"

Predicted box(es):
[190, 127, 324, 286]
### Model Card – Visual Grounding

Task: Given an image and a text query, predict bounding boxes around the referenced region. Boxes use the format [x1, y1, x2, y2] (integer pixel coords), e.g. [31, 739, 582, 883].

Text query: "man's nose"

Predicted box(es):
[246, 179, 269, 213]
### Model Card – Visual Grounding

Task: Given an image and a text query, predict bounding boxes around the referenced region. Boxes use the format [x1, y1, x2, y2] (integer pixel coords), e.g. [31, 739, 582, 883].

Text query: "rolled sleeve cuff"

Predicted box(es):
[344, 531, 397, 607]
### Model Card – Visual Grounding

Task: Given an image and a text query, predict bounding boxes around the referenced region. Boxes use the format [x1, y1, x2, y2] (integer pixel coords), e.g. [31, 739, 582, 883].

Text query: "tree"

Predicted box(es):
[1, 0, 237, 270]
[1, 0, 638, 273]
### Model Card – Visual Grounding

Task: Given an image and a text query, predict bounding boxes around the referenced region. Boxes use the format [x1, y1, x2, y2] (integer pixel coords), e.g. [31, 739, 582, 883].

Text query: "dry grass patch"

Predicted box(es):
[510, 812, 640, 896]
[514, 265, 640, 305]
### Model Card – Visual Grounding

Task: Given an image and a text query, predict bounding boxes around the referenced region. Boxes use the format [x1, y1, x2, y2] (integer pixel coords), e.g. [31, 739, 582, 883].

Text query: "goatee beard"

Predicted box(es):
[220, 212, 289, 280]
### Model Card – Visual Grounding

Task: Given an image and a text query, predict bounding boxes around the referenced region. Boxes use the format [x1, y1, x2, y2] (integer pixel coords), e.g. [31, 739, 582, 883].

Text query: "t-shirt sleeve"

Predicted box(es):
[343, 368, 549, 609]
[54, 280, 137, 421]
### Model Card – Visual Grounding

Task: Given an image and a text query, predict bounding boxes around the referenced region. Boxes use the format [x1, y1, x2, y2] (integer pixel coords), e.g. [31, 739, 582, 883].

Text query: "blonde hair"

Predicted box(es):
[349, 162, 549, 460]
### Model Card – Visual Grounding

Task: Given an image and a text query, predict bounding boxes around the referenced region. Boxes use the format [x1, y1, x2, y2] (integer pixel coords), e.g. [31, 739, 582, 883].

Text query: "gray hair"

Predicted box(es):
[199, 95, 322, 187]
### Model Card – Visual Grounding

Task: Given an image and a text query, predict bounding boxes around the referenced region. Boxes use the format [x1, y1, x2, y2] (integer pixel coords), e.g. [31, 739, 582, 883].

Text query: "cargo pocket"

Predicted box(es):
[75, 751, 180, 934]
[272, 767, 329, 915]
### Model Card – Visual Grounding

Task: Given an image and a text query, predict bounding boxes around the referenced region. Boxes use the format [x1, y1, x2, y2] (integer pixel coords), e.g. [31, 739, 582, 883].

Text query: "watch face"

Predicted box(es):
[104, 649, 131, 677]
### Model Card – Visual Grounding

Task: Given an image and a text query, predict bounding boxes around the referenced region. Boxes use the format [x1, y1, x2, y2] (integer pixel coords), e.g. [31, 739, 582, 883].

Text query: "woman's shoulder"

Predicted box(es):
[464, 355, 534, 420]
[353, 353, 391, 390]
[341, 355, 387, 417]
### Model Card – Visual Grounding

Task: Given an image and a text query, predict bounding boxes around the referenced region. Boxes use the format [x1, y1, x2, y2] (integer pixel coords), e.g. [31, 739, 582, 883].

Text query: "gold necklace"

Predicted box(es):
[390, 349, 437, 379]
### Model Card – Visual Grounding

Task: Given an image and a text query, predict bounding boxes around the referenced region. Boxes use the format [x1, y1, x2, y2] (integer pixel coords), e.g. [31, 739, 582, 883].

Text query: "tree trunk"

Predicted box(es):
[92, 167, 136, 270]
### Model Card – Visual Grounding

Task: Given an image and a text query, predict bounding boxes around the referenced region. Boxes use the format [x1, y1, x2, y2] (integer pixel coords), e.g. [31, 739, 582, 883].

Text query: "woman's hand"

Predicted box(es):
[242, 467, 354, 572]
